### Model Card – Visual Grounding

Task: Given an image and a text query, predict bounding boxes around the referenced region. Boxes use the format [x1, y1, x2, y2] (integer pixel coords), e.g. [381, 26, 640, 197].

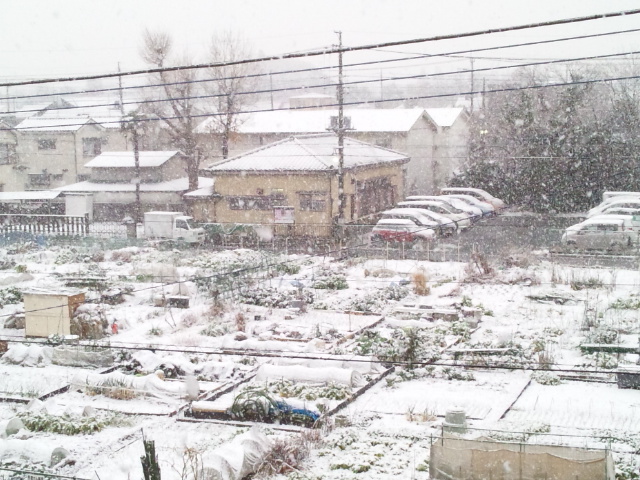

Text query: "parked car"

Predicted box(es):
[440, 194, 495, 216]
[587, 199, 640, 218]
[561, 216, 639, 250]
[440, 187, 506, 211]
[597, 207, 640, 219]
[379, 208, 443, 233]
[392, 203, 459, 234]
[397, 200, 471, 229]
[602, 191, 640, 201]
[405, 195, 482, 222]
[370, 219, 436, 244]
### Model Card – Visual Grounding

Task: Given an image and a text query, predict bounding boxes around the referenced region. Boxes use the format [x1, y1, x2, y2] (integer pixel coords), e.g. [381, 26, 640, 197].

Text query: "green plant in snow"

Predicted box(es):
[313, 275, 348, 290]
[532, 371, 561, 385]
[442, 367, 475, 381]
[17, 411, 125, 435]
[0, 286, 23, 307]
[586, 326, 618, 344]
[141, 434, 162, 480]
[609, 297, 640, 310]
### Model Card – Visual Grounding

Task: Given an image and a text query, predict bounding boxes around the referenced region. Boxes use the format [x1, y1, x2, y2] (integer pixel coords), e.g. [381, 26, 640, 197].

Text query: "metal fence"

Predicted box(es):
[0, 214, 89, 236]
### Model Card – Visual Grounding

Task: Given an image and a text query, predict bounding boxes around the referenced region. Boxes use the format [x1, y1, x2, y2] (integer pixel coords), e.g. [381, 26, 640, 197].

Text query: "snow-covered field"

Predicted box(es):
[0, 243, 639, 479]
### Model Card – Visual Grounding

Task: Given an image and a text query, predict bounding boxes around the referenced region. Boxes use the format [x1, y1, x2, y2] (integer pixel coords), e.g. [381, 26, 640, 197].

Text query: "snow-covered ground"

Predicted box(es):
[0, 243, 639, 479]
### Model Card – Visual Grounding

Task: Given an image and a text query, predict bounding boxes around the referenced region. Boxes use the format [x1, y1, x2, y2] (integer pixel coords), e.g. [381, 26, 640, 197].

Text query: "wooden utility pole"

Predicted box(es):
[470, 57, 475, 113]
[335, 31, 345, 224]
[132, 125, 141, 224]
[117, 63, 125, 115]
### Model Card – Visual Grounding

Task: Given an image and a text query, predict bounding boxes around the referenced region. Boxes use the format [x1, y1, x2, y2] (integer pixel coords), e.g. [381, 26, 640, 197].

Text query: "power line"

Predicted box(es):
[2, 8, 640, 88]
[4, 25, 640, 105]
[6, 46, 640, 119]
[4, 71, 640, 133]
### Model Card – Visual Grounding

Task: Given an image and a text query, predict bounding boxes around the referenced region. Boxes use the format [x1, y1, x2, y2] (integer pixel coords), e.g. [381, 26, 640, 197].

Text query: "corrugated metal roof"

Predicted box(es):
[84, 151, 181, 168]
[197, 108, 427, 134]
[205, 134, 408, 173]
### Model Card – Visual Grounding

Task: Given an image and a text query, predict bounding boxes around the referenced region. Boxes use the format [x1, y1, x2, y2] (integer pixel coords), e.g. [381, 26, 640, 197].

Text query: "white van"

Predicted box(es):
[561, 216, 638, 250]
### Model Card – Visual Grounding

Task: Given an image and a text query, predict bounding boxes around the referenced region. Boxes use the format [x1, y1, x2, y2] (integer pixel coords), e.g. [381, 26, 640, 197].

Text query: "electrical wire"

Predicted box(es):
[4, 25, 640, 105]
[2, 8, 640, 88]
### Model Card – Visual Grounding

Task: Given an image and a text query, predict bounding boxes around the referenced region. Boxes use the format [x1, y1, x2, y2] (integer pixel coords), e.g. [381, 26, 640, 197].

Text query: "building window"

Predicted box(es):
[77, 174, 91, 182]
[28, 172, 51, 187]
[83, 137, 102, 156]
[38, 139, 56, 150]
[228, 194, 286, 210]
[299, 192, 327, 211]
[0, 143, 16, 164]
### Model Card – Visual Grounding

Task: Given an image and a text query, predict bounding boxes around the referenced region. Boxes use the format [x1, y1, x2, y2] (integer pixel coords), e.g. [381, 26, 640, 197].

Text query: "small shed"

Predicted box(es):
[24, 288, 85, 338]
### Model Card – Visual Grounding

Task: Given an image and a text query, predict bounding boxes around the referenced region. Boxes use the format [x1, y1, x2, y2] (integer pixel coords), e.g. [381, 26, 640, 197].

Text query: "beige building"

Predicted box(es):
[24, 289, 85, 338]
[197, 107, 468, 195]
[56, 151, 213, 220]
[190, 134, 409, 236]
[0, 115, 128, 191]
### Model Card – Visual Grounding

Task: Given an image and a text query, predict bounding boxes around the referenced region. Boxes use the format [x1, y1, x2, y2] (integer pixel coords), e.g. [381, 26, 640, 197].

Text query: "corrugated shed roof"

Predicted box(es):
[15, 116, 99, 132]
[425, 108, 465, 127]
[84, 151, 181, 168]
[55, 177, 213, 193]
[197, 108, 427, 134]
[205, 134, 408, 173]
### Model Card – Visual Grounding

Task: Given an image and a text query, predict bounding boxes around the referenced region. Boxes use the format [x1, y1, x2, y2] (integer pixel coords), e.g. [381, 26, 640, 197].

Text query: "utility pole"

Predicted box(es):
[269, 72, 274, 110]
[470, 57, 475, 113]
[335, 31, 345, 224]
[117, 63, 125, 115]
[132, 124, 141, 224]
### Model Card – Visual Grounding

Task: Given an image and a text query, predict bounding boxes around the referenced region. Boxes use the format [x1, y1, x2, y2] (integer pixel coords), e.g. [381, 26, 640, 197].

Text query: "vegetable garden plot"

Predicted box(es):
[188, 363, 390, 427]
[352, 369, 531, 421]
[0, 364, 75, 401]
[504, 381, 640, 431]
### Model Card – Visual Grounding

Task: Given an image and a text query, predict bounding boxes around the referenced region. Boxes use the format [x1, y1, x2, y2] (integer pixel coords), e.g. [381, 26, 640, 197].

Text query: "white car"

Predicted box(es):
[587, 199, 640, 218]
[397, 200, 471, 230]
[440, 187, 506, 211]
[441, 194, 495, 217]
[371, 219, 436, 244]
[380, 208, 455, 236]
[561, 216, 638, 250]
[405, 195, 481, 222]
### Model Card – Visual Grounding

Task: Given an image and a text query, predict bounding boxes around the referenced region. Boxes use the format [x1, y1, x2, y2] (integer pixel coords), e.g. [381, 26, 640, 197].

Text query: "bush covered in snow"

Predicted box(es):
[0, 286, 23, 307]
[240, 287, 314, 308]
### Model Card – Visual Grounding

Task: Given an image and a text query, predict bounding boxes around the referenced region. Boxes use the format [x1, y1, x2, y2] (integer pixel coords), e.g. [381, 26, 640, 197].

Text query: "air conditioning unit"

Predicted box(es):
[329, 116, 352, 131]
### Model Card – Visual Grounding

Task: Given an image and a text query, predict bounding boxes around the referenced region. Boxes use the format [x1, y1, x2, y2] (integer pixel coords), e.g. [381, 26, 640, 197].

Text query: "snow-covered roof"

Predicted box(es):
[197, 108, 428, 134]
[15, 116, 101, 132]
[0, 190, 61, 201]
[55, 177, 213, 193]
[84, 151, 181, 168]
[424, 108, 465, 128]
[184, 183, 216, 197]
[204, 134, 409, 173]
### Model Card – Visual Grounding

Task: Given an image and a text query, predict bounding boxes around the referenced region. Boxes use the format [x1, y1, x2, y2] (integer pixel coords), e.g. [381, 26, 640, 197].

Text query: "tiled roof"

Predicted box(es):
[55, 177, 213, 193]
[205, 133, 408, 173]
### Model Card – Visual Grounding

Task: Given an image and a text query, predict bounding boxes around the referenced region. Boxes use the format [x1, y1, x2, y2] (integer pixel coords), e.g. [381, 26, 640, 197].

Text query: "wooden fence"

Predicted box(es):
[0, 213, 90, 236]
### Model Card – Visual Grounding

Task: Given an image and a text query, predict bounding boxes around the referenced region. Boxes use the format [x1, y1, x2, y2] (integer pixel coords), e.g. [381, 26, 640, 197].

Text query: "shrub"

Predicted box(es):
[313, 275, 348, 290]
[532, 372, 561, 385]
[0, 287, 23, 308]
[412, 270, 430, 296]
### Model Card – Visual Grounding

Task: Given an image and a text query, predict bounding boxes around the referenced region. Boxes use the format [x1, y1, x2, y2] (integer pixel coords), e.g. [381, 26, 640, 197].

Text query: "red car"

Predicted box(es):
[371, 219, 436, 244]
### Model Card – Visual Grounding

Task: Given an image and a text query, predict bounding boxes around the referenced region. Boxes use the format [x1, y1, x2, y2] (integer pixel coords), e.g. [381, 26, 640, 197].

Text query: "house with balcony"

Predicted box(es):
[0, 115, 128, 192]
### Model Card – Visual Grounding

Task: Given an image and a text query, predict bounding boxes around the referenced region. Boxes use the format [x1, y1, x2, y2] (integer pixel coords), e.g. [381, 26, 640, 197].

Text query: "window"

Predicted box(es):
[28, 172, 51, 186]
[38, 139, 56, 150]
[228, 194, 287, 211]
[0, 143, 16, 164]
[77, 174, 91, 182]
[299, 192, 327, 211]
[83, 137, 102, 156]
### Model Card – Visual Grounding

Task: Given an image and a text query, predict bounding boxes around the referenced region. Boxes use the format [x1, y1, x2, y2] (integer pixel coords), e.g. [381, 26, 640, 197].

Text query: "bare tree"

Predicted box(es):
[141, 29, 201, 190]
[204, 31, 260, 161]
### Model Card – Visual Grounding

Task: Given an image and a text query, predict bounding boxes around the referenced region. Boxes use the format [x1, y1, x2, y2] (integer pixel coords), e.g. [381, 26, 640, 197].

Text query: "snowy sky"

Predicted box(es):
[2, 0, 640, 81]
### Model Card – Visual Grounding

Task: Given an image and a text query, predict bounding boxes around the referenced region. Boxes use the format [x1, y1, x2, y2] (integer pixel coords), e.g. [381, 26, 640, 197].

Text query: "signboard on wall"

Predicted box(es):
[274, 206, 295, 224]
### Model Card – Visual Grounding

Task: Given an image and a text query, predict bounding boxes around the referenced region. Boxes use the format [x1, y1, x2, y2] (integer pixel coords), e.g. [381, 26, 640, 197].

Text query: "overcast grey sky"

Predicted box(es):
[2, 0, 640, 81]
